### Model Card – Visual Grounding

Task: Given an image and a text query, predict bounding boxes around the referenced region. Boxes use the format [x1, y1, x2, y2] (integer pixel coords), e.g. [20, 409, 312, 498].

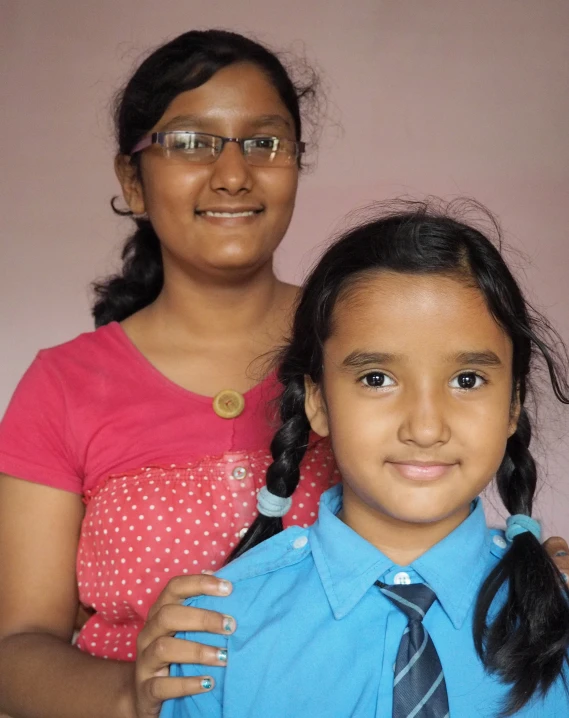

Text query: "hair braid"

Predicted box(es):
[228, 374, 311, 561]
[474, 408, 569, 716]
[92, 219, 163, 326]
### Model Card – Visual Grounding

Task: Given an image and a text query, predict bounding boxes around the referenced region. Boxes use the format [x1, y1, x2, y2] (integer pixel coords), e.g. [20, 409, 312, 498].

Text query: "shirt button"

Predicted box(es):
[232, 466, 247, 480]
[212, 389, 245, 419]
[292, 536, 308, 549]
[393, 572, 411, 585]
[238, 527, 248, 539]
[493, 534, 507, 549]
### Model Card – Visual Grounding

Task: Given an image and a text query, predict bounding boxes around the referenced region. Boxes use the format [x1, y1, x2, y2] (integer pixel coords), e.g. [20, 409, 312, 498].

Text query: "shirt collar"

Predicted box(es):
[310, 485, 492, 628]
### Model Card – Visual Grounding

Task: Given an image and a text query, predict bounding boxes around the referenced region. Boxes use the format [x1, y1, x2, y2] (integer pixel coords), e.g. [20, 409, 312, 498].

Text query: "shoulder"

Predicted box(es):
[183, 526, 314, 612]
[36, 323, 124, 370]
[488, 527, 509, 562]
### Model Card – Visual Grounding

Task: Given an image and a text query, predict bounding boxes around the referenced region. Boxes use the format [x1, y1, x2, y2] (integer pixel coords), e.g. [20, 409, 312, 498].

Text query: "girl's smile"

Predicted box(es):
[117, 62, 299, 279]
[305, 270, 519, 561]
[386, 460, 458, 481]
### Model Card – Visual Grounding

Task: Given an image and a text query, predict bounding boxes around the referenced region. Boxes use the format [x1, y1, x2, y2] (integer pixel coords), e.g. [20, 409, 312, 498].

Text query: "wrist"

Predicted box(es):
[115, 662, 137, 718]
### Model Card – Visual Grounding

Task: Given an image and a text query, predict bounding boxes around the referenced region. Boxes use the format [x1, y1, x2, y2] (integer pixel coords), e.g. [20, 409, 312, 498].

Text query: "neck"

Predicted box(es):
[146, 258, 294, 341]
[339, 485, 471, 565]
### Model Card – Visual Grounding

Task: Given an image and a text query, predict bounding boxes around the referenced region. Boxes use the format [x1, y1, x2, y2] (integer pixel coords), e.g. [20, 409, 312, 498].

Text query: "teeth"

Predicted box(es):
[203, 211, 257, 218]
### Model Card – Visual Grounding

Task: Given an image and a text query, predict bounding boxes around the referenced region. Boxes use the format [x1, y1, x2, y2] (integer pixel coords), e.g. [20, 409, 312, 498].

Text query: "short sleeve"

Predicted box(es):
[0, 353, 82, 493]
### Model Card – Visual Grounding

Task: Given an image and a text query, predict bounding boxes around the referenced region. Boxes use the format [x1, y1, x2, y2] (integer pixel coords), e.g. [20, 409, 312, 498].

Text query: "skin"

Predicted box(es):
[0, 61, 300, 718]
[305, 272, 521, 563]
[117, 62, 300, 397]
[0, 62, 567, 718]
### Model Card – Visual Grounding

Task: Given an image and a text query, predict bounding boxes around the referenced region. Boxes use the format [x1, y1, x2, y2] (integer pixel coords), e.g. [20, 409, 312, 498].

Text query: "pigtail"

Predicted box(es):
[92, 217, 164, 327]
[228, 372, 311, 561]
[474, 408, 569, 715]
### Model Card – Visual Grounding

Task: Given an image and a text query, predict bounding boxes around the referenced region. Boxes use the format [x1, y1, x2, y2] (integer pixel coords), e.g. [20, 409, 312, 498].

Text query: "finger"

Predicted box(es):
[543, 536, 569, 566]
[147, 574, 232, 619]
[543, 536, 569, 559]
[138, 603, 236, 652]
[138, 635, 228, 678]
[543, 537, 569, 585]
[139, 674, 215, 711]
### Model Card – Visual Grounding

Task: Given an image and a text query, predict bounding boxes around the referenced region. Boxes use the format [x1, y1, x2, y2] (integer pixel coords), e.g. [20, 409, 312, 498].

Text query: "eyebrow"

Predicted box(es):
[341, 351, 403, 369]
[159, 113, 293, 133]
[248, 114, 293, 131]
[453, 351, 504, 367]
[159, 115, 209, 131]
[340, 350, 504, 370]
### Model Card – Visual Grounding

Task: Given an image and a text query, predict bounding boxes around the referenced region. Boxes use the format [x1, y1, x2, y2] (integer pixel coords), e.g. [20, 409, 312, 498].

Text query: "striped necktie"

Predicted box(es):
[376, 581, 450, 718]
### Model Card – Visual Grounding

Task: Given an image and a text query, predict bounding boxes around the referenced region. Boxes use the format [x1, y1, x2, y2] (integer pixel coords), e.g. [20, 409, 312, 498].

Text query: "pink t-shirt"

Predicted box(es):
[0, 323, 338, 659]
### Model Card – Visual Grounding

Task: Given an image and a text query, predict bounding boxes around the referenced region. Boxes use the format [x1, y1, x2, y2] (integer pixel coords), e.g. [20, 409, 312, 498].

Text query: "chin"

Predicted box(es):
[375, 494, 471, 527]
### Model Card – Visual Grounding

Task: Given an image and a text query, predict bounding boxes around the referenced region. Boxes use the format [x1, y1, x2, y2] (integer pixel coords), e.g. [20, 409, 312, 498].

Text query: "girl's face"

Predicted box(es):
[117, 62, 299, 280]
[306, 272, 519, 542]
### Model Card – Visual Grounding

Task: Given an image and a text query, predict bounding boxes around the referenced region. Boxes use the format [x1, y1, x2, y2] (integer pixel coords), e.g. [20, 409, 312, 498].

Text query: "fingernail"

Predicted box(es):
[201, 677, 213, 690]
[555, 551, 568, 557]
[223, 616, 235, 633]
[217, 648, 228, 662]
[218, 580, 232, 595]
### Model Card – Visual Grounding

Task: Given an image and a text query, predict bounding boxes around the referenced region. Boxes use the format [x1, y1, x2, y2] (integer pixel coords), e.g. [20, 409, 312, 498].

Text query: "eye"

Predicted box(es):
[450, 372, 486, 390]
[249, 137, 279, 151]
[171, 133, 211, 151]
[360, 372, 395, 389]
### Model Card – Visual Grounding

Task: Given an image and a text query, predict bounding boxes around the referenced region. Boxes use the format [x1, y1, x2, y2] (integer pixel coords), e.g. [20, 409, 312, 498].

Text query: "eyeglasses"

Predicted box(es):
[130, 131, 305, 167]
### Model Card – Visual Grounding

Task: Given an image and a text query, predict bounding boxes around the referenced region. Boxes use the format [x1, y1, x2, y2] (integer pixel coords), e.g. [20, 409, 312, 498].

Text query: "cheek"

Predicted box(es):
[141, 163, 206, 215]
[259, 169, 298, 210]
[327, 397, 394, 459]
[456, 400, 512, 476]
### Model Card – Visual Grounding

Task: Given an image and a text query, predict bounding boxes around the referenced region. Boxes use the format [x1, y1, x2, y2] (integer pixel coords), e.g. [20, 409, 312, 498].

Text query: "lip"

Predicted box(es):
[195, 206, 264, 225]
[387, 461, 456, 481]
[196, 206, 264, 215]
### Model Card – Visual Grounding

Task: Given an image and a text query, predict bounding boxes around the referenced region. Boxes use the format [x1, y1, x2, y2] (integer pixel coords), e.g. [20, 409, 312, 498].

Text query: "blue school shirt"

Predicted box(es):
[160, 486, 568, 717]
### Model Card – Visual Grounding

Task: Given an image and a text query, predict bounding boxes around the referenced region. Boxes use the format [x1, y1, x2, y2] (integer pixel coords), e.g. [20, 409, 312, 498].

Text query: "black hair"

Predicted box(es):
[230, 199, 569, 715]
[92, 29, 318, 327]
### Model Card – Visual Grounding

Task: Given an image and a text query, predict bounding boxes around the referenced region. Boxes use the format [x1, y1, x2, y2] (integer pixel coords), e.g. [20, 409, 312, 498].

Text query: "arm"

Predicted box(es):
[0, 475, 234, 718]
[0, 474, 135, 718]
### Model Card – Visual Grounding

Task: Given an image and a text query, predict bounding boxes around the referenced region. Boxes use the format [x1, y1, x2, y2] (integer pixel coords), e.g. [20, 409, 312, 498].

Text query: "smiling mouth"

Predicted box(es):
[196, 209, 263, 218]
[387, 462, 457, 481]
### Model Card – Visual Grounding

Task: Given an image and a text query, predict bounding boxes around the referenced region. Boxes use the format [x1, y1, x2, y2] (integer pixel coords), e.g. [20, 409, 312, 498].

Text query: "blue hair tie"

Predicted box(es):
[257, 486, 293, 518]
[505, 514, 541, 542]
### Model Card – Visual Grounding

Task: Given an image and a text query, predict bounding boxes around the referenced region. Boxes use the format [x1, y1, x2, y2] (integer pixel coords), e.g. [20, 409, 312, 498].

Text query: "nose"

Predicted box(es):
[397, 385, 451, 448]
[209, 140, 253, 195]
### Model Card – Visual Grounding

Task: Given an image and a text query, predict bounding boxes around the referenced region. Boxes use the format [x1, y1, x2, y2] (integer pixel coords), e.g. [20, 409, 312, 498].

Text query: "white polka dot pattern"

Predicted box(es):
[75, 439, 338, 660]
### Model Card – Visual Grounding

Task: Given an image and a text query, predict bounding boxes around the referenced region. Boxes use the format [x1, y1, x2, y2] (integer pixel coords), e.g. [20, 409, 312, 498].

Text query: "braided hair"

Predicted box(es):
[231, 199, 569, 714]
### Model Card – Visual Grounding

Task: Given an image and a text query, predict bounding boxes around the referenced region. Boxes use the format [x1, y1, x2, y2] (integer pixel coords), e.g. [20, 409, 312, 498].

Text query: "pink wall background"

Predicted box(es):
[2, 1, 568, 534]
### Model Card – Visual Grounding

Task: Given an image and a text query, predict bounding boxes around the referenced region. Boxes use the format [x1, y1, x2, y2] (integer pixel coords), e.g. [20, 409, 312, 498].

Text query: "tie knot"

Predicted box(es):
[376, 581, 437, 621]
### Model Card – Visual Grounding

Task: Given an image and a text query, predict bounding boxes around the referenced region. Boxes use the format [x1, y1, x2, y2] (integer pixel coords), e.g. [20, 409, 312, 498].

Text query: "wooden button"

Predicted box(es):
[212, 389, 245, 419]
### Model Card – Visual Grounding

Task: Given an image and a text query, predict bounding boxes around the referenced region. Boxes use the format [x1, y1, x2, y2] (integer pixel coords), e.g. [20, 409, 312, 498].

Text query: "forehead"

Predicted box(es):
[329, 272, 512, 359]
[154, 62, 294, 134]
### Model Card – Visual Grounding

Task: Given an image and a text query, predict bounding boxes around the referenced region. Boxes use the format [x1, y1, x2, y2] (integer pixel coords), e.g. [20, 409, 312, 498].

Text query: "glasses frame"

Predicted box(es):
[130, 131, 305, 166]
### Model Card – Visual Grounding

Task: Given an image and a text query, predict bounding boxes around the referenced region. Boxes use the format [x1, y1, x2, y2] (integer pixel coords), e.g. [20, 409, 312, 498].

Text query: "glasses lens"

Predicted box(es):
[163, 132, 220, 163]
[244, 138, 298, 167]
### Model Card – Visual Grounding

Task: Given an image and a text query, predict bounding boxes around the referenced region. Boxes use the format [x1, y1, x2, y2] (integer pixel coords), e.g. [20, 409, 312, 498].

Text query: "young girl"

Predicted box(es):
[160, 201, 569, 717]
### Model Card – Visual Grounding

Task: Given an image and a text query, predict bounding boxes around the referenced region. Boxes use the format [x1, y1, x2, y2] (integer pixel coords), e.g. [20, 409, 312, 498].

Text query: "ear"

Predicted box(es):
[508, 385, 522, 437]
[304, 376, 329, 437]
[114, 154, 146, 216]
